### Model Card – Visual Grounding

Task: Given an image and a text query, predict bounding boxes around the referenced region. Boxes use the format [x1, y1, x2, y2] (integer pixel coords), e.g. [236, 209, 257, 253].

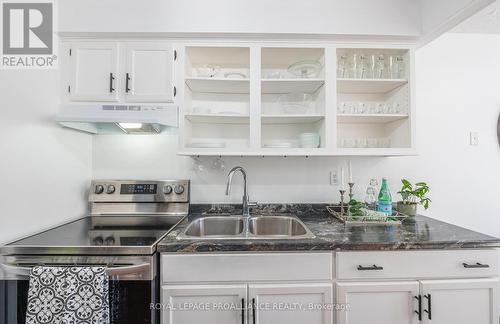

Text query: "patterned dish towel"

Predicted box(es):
[26, 267, 110, 324]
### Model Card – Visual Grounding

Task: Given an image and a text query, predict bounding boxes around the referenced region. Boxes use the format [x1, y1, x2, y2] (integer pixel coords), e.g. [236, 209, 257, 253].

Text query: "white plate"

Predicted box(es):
[188, 142, 226, 148]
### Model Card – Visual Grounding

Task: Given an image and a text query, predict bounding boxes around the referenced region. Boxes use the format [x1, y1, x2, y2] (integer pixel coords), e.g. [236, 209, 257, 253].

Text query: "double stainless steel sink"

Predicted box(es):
[177, 215, 315, 240]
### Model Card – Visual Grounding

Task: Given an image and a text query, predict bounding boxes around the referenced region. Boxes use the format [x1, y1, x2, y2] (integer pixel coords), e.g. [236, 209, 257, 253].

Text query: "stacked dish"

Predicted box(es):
[277, 92, 312, 114]
[299, 133, 320, 148]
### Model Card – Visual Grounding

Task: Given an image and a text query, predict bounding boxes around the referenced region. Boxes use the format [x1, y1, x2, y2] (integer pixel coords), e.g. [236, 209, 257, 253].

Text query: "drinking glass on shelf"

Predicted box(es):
[374, 54, 385, 79]
[367, 138, 378, 148]
[338, 102, 354, 114]
[350, 53, 368, 79]
[367, 54, 377, 79]
[355, 102, 368, 114]
[343, 139, 356, 148]
[349, 53, 360, 79]
[395, 56, 405, 79]
[393, 102, 406, 114]
[359, 54, 368, 79]
[372, 103, 384, 114]
[356, 138, 368, 148]
[378, 138, 391, 148]
[388, 55, 405, 79]
[337, 54, 348, 78]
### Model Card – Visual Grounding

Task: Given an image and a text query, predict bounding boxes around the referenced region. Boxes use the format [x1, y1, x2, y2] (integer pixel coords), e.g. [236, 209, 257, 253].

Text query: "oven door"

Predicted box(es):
[0, 255, 159, 324]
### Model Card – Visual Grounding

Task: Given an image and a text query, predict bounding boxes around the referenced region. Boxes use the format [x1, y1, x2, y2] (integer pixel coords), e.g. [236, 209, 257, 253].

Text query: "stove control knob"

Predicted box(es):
[93, 236, 104, 246]
[106, 185, 116, 194]
[105, 236, 115, 246]
[163, 185, 173, 195]
[174, 185, 185, 194]
[94, 185, 104, 194]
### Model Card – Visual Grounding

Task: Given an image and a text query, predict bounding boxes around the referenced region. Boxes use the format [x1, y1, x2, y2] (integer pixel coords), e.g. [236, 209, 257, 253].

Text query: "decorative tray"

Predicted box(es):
[326, 205, 409, 226]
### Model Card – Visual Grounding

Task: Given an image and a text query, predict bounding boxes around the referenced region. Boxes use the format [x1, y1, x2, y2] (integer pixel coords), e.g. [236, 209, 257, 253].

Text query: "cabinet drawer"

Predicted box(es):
[336, 250, 497, 280]
[162, 253, 333, 283]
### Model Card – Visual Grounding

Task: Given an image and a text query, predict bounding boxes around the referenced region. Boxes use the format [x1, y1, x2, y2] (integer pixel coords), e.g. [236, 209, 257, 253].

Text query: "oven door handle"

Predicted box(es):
[1, 263, 151, 277]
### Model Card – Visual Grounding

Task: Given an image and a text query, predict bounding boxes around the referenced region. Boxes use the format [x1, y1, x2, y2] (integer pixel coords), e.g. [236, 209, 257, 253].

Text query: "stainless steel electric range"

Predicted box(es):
[0, 180, 190, 324]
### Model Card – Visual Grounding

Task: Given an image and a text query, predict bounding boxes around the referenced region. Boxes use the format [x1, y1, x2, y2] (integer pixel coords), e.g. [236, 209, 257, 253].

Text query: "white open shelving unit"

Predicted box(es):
[177, 43, 415, 156]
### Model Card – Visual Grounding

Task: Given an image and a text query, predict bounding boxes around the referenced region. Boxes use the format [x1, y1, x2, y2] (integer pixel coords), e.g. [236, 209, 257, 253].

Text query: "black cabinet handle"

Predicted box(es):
[109, 73, 115, 93]
[414, 295, 422, 321]
[252, 298, 256, 324]
[125, 73, 131, 93]
[357, 264, 383, 271]
[463, 262, 490, 269]
[241, 298, 245, 324]
[424, 294, 432, 320]
[173, 86, 177, 97]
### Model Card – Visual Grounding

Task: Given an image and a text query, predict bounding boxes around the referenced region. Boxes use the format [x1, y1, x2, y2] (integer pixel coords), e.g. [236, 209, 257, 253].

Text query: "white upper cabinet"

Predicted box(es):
[67, 41, 175, 103]
[419, 278, 498, 324]
[125, 43, 175, 102]
[69, 42, 120, 102]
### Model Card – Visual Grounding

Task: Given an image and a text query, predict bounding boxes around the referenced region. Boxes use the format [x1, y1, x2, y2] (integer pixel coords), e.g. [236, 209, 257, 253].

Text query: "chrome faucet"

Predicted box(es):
[225, 166, 257, 217]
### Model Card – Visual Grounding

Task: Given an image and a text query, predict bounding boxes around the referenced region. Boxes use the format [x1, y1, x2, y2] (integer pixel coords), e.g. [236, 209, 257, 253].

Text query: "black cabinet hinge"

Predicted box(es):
[174, 50, 177, 61]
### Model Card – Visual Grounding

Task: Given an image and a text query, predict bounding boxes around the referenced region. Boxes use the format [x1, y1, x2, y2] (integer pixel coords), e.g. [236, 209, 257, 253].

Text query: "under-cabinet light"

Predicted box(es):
[118, 122, 143, 129]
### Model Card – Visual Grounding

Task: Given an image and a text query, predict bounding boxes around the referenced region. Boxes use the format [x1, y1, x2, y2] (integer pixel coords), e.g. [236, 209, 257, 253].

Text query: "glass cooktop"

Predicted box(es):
[1, 216, 183, 255]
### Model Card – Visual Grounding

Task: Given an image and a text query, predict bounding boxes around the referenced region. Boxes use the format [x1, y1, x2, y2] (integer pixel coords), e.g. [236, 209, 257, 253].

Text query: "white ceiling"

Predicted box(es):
[454, 0, 500, 33]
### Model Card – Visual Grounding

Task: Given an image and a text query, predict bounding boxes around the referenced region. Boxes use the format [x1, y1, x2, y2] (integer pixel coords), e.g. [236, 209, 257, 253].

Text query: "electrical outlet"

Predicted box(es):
[470, 131, 479, 146]
[330, 170, 338, 186]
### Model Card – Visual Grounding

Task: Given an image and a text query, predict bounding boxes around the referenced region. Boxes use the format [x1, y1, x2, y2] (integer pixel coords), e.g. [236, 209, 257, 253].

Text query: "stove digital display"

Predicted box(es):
[120, 184, 157, 195]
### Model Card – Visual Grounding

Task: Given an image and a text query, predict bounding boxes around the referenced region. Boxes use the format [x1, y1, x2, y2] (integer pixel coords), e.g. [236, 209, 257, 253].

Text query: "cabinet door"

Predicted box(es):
[69, 42, 119, 101]
[248, 283, 332, 324]
[336, 281, 419, 324]
[125, 43, 174, 102]
[161, 284, 247, 324]
[420, 278, 498, 324]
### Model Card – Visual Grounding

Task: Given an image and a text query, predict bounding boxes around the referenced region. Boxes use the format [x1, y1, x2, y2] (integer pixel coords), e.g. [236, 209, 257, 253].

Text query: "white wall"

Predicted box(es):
[59, 0, 421, 37]
[418, 0, 495, 45]
[93, 32, 500, 238]
[0, 69, 92, 244]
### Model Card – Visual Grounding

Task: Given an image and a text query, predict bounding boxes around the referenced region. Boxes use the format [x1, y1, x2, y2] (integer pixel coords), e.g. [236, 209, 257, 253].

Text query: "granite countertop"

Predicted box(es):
[157, 204, 500, 253]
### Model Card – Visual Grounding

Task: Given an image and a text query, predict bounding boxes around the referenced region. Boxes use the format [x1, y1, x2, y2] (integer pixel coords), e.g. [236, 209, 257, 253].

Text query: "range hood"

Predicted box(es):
[56, 104, 178, 134]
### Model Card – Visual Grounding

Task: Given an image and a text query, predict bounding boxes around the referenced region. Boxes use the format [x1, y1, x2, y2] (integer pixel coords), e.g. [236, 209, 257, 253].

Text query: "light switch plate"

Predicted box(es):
[470, 131, 479, 146]
[330, 170, 338, 186]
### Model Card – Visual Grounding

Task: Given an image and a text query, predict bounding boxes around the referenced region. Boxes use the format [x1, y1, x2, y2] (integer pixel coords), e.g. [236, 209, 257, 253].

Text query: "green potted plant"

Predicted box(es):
[396, 179, 431, 216]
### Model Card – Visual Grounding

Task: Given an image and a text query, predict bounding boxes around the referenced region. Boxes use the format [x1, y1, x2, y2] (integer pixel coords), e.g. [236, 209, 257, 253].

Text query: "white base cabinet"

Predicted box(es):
[161, 251, 498, 324]
[161, 283, 332, 324]
[336, 278, 498, 324]
[249, 283, 333, 324]
[419, 278, 498, 324]
[161, 284, 246, 324]
[336, 281, 420, 324]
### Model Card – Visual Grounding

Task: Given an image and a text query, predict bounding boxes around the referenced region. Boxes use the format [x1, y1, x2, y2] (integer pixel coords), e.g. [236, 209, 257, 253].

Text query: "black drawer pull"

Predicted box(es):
[241, 298, 245, 324]
[463, 262, 490, 269]
[125, 73, 131, 93]
[414, 295, 422, 321]
[109, 73, 115, 93]
[424, 294, 432, 320]
[252, 298, 256, 324]
[357, 264, 383, 271]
